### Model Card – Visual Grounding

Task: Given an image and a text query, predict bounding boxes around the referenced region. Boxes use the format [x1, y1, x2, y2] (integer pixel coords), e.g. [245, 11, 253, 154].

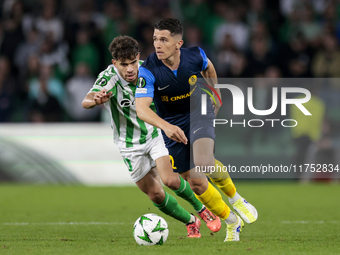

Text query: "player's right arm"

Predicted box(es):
[135, 67, 187, 144]
[82, 66, 117, 109]
[199, 48, 222, 116]
[82, 90, 113, 109]
[136, 97, 187, 144]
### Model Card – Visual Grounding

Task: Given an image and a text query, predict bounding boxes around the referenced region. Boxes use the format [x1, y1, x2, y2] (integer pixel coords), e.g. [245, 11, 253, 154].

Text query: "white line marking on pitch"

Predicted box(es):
[281, 221, 338, 224]
[2, 221, 338, 226]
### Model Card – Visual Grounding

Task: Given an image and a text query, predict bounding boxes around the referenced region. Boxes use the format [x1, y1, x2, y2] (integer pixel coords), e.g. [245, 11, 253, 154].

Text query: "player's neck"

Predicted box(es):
[131, 73, 138, 85]
[162, 50, 181, 70]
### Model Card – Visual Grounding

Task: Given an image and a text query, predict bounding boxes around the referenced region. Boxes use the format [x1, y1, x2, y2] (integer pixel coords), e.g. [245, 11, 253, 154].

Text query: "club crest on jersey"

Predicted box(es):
[96, 77, 108, 86]
[119, 99, 135, 107]
[137, 77, 146, 88]
[189, 75, 197, 85]
[161, 96, 169, 102]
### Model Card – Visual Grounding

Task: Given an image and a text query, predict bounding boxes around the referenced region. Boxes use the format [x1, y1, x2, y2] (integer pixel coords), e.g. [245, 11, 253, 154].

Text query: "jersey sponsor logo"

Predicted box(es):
[161, 96, 169, 102]
[136, 88, 147, 94]
[95, 77, 108, 86]
[137, 77, 146, 88]
[189, 75, 197, 85]
[119, 99, 135, 107]
[166, 86, 196, 101]
[158, 85, 170, 91]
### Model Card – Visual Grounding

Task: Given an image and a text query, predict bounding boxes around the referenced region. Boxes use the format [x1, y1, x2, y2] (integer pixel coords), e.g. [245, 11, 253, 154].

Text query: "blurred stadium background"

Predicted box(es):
[0, 0, 340, 184]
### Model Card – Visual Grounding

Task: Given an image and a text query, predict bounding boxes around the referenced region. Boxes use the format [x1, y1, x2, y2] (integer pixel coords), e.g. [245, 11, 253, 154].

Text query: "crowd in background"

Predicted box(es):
[1, 0, 340, 179]
[1, 0, 340, 121]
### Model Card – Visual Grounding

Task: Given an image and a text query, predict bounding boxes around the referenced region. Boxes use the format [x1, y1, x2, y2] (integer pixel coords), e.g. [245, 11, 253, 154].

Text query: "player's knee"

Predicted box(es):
[194, 156, 215, 172]
[148, 190, 165, 204]
[162, 177, 181, 190]
[187, 178, 206, 194]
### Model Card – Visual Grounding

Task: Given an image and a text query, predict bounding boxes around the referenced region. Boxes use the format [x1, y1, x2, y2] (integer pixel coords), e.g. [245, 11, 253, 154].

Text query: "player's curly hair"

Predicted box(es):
[154, 18, 183, 37]
[108, 35, 139, 61]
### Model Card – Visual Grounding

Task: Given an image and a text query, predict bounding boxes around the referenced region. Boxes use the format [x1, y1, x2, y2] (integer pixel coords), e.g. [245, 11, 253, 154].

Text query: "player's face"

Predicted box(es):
[112, 54, 140, 83]
[153, 29, 182, 60]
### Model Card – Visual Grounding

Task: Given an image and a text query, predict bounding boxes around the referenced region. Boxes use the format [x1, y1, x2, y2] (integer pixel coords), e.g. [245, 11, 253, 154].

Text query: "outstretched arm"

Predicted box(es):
[136, 97, 188, 144]
[82, 89, 112, 109]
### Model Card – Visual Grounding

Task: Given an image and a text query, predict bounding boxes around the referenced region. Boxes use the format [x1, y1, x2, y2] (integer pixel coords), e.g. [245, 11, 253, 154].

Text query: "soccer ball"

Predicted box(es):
[133, 213, 169, 245]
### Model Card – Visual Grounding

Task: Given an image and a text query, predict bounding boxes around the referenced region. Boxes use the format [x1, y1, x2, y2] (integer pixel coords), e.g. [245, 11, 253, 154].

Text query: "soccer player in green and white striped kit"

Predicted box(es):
[82, 35, 221, 238]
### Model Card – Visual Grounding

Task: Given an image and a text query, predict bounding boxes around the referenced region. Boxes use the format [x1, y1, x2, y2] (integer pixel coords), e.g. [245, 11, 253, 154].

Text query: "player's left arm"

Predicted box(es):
[201, 59, 222, 116]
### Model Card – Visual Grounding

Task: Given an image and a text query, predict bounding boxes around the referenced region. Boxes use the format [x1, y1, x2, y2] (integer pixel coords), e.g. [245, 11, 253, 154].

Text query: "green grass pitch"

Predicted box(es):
[0, 182, 339, 255]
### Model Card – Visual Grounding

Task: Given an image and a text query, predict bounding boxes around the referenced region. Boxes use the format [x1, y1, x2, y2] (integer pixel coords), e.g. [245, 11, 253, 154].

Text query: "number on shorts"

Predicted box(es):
[169, 155, 177, 170]
[123, 158, 133, 172]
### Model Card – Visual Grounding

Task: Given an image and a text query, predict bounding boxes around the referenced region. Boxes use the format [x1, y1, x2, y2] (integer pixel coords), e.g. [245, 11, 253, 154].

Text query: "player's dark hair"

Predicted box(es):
[154, 18, 183, 37]
[108, 35, 139, 61]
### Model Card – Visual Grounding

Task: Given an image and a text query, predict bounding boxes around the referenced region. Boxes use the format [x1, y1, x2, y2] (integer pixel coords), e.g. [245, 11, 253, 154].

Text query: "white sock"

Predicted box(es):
[187, 214, 196, 224]
[196, 205, 205, 214]
[228, 192, 241, 204]
[225, 211, 238, 224]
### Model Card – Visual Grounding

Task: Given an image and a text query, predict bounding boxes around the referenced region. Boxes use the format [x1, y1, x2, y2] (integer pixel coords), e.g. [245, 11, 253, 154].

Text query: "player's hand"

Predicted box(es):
[164, 124, 188, 144]
[212, 97, 222, 116]
[94, 89, 112, 105]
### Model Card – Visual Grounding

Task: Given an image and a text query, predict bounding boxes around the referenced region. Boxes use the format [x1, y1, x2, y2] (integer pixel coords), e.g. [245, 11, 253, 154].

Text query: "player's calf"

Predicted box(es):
[147, 190, 166, 204]
[185, 175, 209, 195]
[162, 176, 181, 190]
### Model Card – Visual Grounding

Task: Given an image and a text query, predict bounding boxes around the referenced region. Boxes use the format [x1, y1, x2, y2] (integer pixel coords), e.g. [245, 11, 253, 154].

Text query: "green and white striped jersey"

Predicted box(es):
[90, 63, 159, 148]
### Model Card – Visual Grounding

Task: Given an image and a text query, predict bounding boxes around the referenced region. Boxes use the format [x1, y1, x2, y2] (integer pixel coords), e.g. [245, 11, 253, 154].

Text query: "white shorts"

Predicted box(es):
[119, 135, 169, 183]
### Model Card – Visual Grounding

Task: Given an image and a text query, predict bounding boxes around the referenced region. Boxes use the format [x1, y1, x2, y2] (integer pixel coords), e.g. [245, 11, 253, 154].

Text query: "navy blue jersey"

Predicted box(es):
[136, 47, 215, 151]
[135, 47, 214, 124]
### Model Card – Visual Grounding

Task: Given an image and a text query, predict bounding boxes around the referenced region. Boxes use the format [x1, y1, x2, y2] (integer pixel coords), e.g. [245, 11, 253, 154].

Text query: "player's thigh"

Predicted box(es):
[192, 137, 215, 167]
[166, 141, 192, 173]
[191, 114, 216, 167]
[149, 136, 182, 189]
[120, 146, 156, 183]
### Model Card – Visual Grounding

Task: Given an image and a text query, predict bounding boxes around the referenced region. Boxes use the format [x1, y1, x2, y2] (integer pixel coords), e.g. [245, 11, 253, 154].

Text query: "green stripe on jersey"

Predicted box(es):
[110, 93, 120, 136]
[122, 93, 135, 148]
[128, 83, 136, 94]
[150, 102, 157, 113]
[137, 117, 148, 145]
[129, 82, 149, 145]
[95, 66, 117, 87]
[149, 102, 159, 139]
[151, 127, 158, 139]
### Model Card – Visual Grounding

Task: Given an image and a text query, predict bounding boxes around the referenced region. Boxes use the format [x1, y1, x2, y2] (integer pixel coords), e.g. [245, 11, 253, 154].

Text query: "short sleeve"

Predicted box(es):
[135, 66, 155, 98]
[89, 67, 119, 97]
[199, 47, 208, 71]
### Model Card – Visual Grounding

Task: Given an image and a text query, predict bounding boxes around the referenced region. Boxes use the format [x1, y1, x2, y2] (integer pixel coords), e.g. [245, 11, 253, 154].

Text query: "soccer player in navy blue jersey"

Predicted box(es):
[82, 35, 223, 238]
[135, 18, 258, 241]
